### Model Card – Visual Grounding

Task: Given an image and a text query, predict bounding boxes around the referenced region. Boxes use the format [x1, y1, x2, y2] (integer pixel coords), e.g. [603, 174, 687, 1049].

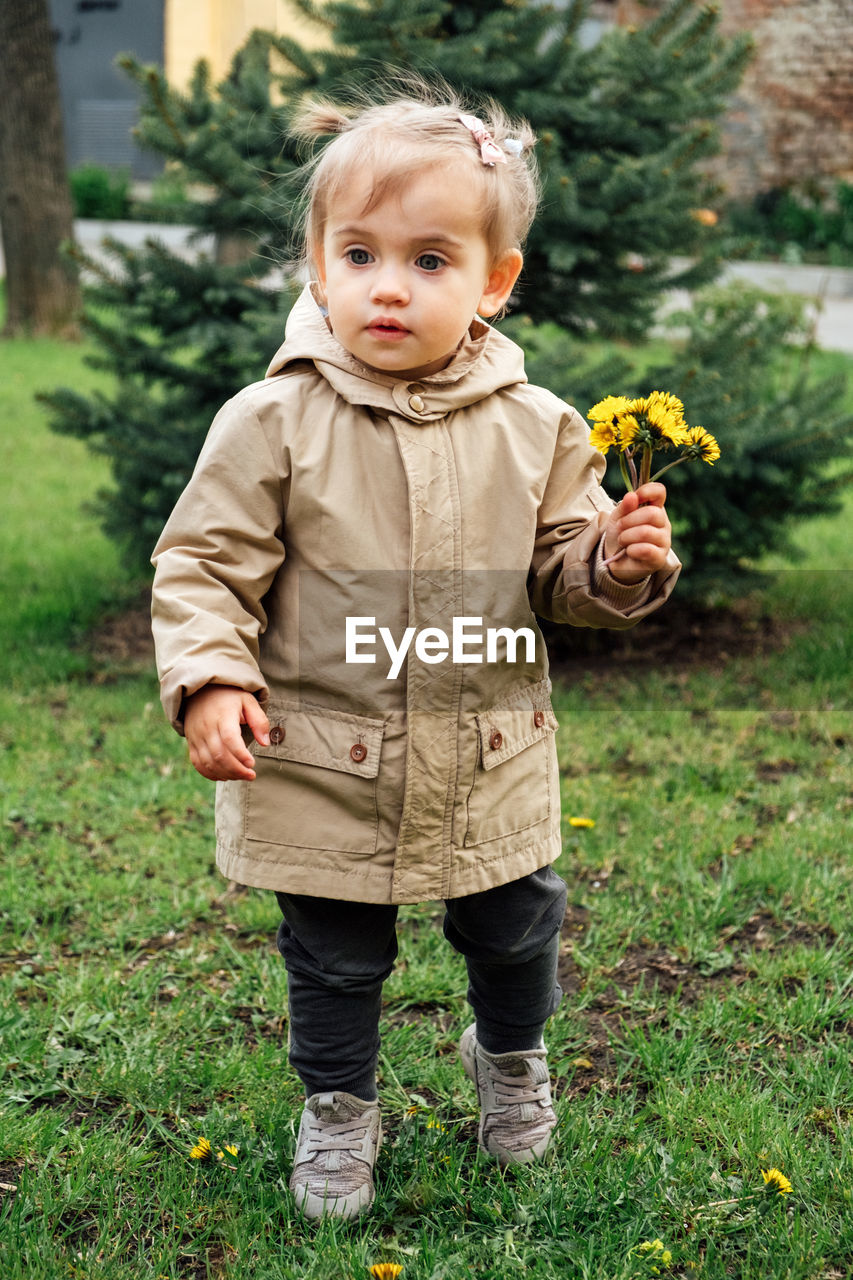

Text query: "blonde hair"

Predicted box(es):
[290, 79, 539, 271]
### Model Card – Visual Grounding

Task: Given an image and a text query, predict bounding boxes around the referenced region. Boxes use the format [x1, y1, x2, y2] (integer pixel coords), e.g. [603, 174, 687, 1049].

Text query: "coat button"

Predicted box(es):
[269, 725, 285, 744]
[408, 393, 425, 413]
[489, 729, 503, 750]
[350, 743, 368, 763]
[534, 710, 545, 728]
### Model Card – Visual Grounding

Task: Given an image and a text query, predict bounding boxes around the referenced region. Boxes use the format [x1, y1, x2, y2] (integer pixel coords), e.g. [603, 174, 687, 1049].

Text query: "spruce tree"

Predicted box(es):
[43, 0, 774, 576]
[292, 0, 753, 335]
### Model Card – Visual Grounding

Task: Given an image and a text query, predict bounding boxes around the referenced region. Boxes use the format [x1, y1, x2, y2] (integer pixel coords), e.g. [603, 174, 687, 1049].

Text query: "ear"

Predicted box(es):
[478, 249, 523, 318]
[313, 240, 327, 297]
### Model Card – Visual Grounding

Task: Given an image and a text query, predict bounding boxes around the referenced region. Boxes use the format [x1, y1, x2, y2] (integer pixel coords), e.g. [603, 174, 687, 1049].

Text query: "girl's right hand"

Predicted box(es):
[184, 684, 270, 781]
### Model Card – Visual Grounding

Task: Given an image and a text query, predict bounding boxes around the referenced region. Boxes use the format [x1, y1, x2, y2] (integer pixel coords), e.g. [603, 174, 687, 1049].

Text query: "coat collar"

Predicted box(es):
[265, 283, 527, 421]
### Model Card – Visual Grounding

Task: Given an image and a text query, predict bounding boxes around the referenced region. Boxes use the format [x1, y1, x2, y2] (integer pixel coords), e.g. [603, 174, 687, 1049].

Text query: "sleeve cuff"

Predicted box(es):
[592, 538, 653, 610]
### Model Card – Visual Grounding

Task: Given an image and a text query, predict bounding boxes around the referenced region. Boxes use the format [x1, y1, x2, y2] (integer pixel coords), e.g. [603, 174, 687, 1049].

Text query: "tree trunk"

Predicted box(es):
[0, 0, 80, 337]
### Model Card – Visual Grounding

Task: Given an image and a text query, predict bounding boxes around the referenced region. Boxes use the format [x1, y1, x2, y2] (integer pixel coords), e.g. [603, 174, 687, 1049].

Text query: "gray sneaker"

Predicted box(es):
[460, 1024, 557, 1165]
[289, 1091, 381, 1219]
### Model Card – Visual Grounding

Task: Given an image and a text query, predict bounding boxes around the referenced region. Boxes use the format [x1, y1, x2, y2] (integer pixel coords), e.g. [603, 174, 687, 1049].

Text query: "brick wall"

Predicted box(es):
[613, 0, 853, 199]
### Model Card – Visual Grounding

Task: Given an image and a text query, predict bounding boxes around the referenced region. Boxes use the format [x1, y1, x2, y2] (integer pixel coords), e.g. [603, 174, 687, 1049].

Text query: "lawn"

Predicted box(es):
[0, 330, 851, 1279]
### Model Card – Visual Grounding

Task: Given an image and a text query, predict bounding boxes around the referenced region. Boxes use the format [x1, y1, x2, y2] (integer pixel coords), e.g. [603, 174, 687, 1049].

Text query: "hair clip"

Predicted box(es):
[502, 138, 524, 158]
[457, 113, 507, 167]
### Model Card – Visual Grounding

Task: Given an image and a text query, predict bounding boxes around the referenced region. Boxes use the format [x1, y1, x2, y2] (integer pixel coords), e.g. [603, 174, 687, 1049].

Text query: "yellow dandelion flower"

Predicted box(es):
[636, 391, 689, 446]
[645, 390, 684, 418]
[569, 816, 595, 828]
[617, 413, 642, 447]
[426, 1117, 446, 1132]
[683, 426, 720, 464]
[588, 419, 620, 455]
[189, 1137, 212, 1161]
[405, 1104, 419, 1118]
[691, 207, 719, 226]
[369, 1265, 404, 1280]
[588, 395, 632, 424]
[634, 1239, 673, 1269]
[762, 1168, 793, 1195]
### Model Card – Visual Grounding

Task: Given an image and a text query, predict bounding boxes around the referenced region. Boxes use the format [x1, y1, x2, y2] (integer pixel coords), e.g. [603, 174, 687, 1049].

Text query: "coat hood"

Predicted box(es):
[265, 282, 527, 421]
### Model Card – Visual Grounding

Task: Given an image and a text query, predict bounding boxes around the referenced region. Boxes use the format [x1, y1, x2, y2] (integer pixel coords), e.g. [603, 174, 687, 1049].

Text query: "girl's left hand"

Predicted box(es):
[603, 482, 672, 582]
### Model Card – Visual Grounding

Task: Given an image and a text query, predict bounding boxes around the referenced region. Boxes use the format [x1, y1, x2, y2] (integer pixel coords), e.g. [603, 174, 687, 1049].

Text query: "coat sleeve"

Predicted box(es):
[150, 391, 287, 733]
[528, 404, 681, 629]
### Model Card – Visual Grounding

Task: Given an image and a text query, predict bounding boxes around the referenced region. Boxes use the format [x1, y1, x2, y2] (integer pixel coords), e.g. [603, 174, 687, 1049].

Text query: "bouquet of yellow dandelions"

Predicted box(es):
[587, 391, 720, 493]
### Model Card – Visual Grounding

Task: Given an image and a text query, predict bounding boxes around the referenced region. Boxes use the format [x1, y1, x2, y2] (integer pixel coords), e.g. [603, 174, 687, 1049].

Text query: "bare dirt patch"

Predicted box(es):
[544, 594, 798, 676]
[554, 906, 840, 1098]
[85, 586, 155, 670]
[87, 589, 796, 676]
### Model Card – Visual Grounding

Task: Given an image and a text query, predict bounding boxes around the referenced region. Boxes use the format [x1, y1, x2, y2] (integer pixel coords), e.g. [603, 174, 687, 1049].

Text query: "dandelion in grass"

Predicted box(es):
[369, 1265, 404, 1280]
[216, 1144, 239, 1168]
[569, 816, 595, 829]
[426, 1117, 447, 1133]
[762, 1168, 793, 1195]
[189, 1137, 212, 1161]
[632, 1239, 673, 1272]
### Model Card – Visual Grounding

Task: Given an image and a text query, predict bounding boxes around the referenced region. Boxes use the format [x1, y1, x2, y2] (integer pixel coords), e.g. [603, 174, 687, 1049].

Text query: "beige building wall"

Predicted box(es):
[165, 0, 328, 87]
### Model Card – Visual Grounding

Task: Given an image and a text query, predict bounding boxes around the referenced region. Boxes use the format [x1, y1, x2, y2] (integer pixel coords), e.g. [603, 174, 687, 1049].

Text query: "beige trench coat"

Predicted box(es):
[151, 284, 680, 904]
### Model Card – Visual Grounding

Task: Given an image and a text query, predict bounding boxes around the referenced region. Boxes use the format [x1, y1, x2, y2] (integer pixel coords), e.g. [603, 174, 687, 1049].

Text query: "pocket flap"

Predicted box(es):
[252, 701, 385, 779]
[476, 686, 558, 772]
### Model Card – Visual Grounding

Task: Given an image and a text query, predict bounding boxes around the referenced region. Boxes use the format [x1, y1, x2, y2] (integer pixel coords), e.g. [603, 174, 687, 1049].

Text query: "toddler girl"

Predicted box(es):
[151, 84, 679, 1220]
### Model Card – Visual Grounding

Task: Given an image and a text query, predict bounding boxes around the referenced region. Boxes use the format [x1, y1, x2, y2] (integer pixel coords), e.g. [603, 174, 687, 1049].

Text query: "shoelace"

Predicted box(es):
[488, 1068, 551, 1108]
[304, 1112, 372, 1156]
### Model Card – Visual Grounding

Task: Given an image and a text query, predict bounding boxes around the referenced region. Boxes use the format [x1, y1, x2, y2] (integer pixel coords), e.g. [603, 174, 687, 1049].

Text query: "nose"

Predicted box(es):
[369, 261, 409, 305]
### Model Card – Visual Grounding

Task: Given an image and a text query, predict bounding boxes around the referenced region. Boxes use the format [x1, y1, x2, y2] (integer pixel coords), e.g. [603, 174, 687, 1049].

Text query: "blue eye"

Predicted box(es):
[346, 248, 372, 266]
[416, 253, 444, 272]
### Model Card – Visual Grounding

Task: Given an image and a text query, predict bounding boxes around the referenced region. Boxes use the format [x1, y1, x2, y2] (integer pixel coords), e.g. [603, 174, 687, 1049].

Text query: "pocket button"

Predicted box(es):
[489, 729, 503, 750]
[533, 710, 545, 728]
[269, 725, 285, 744]
[350, 743, 368, 763]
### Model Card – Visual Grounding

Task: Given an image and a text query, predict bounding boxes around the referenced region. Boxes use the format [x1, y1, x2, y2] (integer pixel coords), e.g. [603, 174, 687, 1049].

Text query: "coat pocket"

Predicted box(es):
[246, 701, 385, 855]
[464, 681, 559, 847]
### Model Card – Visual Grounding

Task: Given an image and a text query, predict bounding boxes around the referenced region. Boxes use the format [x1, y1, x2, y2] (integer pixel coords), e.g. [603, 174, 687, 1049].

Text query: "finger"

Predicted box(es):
[634, 482, 667, 508]
[216, 725, 258, 774]
[194, 734, 257, 782]
[618, 517, 669, 543]
[617, 543, 668, 571]
[611, 489, 640, 521]
[618, 505, 668, 532]
[242, 695, 271, 746]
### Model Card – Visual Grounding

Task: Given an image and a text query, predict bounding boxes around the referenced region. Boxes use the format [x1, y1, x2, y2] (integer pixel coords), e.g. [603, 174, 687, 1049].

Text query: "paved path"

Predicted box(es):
[3, 220, 851, 353]
[663, 258, 853, 354]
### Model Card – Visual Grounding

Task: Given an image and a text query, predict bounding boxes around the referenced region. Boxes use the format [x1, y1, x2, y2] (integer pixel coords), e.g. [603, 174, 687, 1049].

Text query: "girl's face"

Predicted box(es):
[315, 163, 522, 380]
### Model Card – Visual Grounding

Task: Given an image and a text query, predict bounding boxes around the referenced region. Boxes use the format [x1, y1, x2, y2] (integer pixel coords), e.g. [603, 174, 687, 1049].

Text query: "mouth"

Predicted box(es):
[367, 318, 411, 340]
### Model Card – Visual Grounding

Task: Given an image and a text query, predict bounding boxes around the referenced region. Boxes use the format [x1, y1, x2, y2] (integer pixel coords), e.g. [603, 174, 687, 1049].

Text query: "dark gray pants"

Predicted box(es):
[275, 865, 567, 1100]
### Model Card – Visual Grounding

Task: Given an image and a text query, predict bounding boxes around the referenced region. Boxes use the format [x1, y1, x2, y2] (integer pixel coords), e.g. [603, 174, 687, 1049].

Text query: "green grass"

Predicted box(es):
[1, 331, 852, 1279]
[0, 334, 134, 685]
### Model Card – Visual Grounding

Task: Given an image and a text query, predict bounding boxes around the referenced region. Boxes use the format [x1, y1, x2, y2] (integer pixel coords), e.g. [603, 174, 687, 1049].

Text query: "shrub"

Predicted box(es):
[69, 163, 132, 220]
[722, 182, 853, 266]
[507, 283, 853, 595]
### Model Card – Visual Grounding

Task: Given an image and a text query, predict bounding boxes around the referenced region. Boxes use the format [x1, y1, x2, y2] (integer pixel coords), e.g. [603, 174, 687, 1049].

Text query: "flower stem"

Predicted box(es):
[649, 456, 688, 482]
[619, 452, 633, 492]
